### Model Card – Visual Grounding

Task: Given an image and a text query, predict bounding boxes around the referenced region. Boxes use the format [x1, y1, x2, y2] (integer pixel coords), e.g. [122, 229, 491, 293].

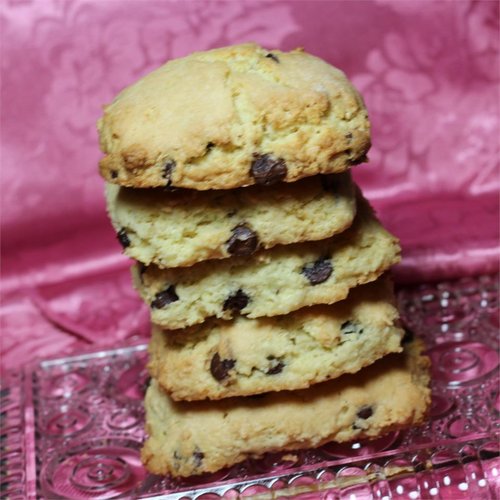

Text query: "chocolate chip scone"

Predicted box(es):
[142, 340, 430, 477]
[149, 277, 404, 401]
[98, 43, 370, 190]
[132, 195, 400, 329]
[106, 172, 356, 268]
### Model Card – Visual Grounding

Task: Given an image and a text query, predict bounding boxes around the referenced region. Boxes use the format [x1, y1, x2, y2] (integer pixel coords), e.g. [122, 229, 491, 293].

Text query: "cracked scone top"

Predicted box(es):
[98, 43, 370, 190]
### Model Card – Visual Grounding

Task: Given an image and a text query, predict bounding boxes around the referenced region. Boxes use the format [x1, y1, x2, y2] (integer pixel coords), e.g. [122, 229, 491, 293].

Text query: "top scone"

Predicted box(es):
[98, 43, 370, 190]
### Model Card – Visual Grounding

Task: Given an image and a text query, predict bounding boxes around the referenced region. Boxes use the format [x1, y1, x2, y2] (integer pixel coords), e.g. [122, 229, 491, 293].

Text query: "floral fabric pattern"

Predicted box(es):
[1, 0, 498, 370]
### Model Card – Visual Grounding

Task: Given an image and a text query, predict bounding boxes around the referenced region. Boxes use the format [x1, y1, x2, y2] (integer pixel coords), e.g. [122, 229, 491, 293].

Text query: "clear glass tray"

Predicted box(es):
[1, 274, 499, 499]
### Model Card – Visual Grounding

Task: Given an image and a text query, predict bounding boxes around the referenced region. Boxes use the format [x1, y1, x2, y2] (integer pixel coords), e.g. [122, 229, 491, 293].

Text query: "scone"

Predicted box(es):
[149, 277, 404, 400]
[142, 340, 431, 477]
[106, 172, 356, 268]
[98, 43, 370, 190]
[133, 195, 401, 329]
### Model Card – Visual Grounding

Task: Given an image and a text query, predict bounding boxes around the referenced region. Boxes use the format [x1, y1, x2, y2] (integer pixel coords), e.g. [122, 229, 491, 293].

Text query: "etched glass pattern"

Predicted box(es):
[1, 274, 499, 498]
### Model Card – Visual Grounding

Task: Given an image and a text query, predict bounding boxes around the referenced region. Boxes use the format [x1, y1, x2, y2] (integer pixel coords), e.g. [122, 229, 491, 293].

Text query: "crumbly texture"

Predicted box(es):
[98, 43, 370, 190]
[106, 172, 356, 268]
[132, 195, 400, 329]
[142, 340, 431, 477]
[149, 277, 404, 401]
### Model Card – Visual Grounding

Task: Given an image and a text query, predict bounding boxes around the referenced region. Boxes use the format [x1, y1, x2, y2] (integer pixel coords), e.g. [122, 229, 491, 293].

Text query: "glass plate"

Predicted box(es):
[1, 274, 499, 499]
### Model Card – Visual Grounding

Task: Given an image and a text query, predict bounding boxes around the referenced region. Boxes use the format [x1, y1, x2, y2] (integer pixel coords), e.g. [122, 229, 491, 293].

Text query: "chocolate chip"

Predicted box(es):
[340, 321, 364, 335]
[110, 169, 118, 179]
[402, 328, 414, 344]
[266, 356, 284, 375]
[267, 363, 284, 375]
[117, 229, 130, 248]
[206, 142, 215, 151]
[357, 405, 373, 419]
[265, 53, 280, 63]
[301, 258, 332, 285]
[193, 450, 204, 468]
[162, 160, 176, 186]
[151, 285, 179, 309]
[210, 353, 236, 382]
[266, 355, 284, 375]
[223, 289, 250, 313]
[226, 224, 259, 256]
[250, 154, 287, 186]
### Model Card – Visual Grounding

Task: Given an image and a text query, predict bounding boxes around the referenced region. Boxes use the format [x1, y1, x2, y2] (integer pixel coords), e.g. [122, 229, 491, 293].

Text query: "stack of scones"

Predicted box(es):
[98, 44, 430, 477]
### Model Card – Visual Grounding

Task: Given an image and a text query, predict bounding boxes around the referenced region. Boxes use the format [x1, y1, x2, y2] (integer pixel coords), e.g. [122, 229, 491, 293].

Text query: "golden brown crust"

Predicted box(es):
[98, 43, 370, 190]
[141, 340, 431, 477]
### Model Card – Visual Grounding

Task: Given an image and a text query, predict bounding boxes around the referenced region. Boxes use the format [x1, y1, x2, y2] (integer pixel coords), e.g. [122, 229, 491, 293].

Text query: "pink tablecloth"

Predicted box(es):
[1, 0, 498, 373]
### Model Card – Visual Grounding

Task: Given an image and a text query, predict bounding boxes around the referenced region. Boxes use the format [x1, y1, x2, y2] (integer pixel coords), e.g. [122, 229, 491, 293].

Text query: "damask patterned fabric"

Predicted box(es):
[1, 0, 498, 372]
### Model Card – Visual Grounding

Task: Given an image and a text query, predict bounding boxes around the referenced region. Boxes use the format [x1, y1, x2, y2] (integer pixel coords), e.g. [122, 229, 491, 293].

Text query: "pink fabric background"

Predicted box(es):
[1, 0, 498, 372]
